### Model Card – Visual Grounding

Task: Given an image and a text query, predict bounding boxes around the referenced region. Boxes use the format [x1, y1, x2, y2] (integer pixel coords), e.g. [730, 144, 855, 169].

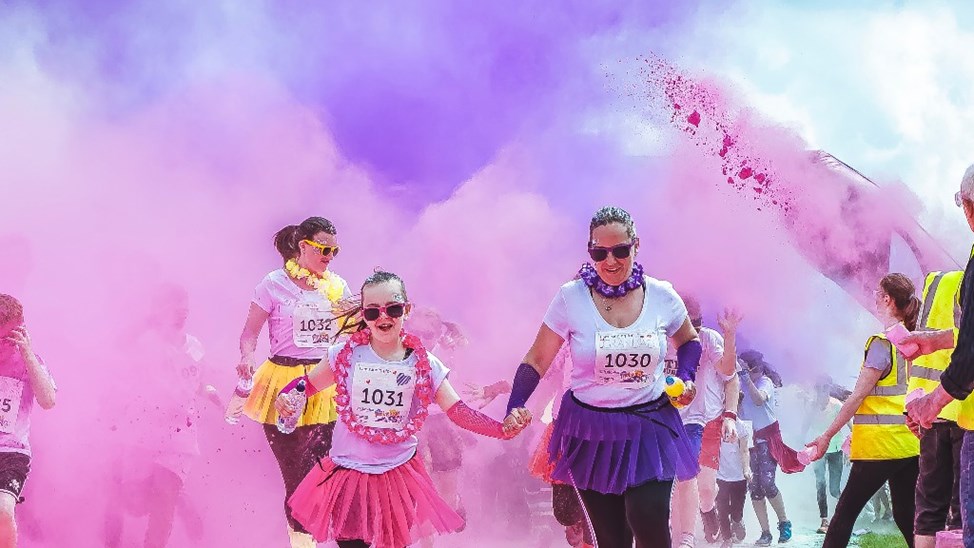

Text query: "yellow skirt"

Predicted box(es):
[244, 359, 338, 426]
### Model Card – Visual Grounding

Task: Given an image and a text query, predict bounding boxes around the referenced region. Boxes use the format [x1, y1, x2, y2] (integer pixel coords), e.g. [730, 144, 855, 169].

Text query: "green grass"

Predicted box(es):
[856, 532, 908, 548]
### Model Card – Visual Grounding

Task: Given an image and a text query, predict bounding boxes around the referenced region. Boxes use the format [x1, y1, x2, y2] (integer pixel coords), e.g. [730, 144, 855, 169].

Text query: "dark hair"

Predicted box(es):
[879, 273, 920, 331]
[0, 294, 23, 325]
[739, 350, 783, 388]
[273, 216, 337, 261]
[361, 270, 408, 303]
[589, 206, 637, 243]
[334, 270, 408, 335]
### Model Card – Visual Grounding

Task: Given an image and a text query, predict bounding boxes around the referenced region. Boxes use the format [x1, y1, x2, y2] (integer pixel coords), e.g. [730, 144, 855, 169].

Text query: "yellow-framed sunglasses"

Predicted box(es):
[302, 239, 340, 257]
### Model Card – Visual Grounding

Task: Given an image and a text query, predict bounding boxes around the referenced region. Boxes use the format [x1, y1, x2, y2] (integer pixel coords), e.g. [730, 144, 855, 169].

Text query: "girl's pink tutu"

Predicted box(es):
[528, 421, 557, 484]
[289, 456, 464, 548]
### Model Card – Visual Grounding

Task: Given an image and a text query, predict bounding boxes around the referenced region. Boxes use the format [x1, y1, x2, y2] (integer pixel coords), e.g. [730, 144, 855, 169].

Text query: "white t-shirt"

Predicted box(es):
[676, 326, 732, 425]
[252, 269, 352, 360]
[717, 419, 753, 482]
[327, 343, 450, 474]
[543, 277, 688, 407]
[740, 375, 777, 432]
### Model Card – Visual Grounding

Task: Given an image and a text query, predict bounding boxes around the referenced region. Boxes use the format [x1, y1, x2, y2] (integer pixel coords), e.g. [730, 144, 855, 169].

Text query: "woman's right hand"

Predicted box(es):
[275, 393, 297, 418]
[236, 360, 255, 379]
[805, 435, 830, 462]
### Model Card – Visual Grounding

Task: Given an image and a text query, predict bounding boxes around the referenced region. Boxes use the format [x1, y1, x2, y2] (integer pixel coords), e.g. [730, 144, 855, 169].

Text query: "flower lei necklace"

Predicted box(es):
[578, 262, 645, 298]
[333, 328, 435, 444]
[285, 259, 345, 303]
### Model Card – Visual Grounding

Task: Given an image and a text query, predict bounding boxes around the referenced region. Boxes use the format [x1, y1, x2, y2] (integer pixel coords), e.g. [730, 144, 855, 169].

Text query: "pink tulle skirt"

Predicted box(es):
[288, 456, 464, 548]
[528, 421, 557, 484]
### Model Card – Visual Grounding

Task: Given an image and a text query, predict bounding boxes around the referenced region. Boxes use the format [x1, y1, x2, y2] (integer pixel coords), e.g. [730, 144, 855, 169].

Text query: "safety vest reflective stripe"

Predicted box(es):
[918, 272, 945, 328]
[853, 414, 907, 425]
[867, 335, 907, 397]
[870, 385, 908, 396]
[911, 365, 942, 381]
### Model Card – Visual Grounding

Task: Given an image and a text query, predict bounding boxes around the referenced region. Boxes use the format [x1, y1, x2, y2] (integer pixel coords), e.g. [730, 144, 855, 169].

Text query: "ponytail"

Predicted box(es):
[273, 225, 301, 261]
[880, 273, 920, 331]
[904, 295, 921, 332]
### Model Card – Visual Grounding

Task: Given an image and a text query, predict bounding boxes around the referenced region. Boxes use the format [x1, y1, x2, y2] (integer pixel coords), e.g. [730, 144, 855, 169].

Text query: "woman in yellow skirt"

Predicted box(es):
[237, 216, 351, 548]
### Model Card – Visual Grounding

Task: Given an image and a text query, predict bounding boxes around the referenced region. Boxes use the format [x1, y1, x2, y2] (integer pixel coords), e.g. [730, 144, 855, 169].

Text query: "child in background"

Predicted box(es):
[0, 295, 56, 548]
[716, 419, 753, 548]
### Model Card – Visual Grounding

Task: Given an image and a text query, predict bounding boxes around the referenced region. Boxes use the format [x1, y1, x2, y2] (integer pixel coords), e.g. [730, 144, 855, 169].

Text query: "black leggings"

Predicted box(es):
[815, 451, 844, 518]
[716, 479, 748, 540]
[823, 456, 919, 548]
[578, 480, 673, 548]
[263, 422, 335, 532]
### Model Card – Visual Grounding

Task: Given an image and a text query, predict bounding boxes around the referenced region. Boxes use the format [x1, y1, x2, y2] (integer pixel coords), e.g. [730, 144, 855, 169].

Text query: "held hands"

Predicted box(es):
[804, 435, 830, 462]
[502, 407, 532, 438]
[743, 466, 753, 483]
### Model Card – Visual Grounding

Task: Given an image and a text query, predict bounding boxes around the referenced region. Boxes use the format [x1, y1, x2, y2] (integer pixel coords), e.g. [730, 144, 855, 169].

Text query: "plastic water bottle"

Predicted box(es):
[225, 376, 254, 425]
[276, 380, 306, 434]
[664, 376, 686, 408]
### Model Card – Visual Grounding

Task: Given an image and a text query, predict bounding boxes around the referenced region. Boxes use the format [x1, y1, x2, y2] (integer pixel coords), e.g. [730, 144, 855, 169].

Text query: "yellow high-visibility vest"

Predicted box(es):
[851, 334, 920, 460]
[908, 271, 964, 422]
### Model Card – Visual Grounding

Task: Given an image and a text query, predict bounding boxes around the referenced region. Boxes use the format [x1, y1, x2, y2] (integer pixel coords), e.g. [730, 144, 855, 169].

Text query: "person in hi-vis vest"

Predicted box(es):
[906, 164, 974, 548]
[807, 273, 921, 548]
[908, 270, 965, 548]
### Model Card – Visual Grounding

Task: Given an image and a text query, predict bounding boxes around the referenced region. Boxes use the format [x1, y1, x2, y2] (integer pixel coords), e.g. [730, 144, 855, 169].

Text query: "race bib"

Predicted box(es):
[0, 378, 24, 434]
[293, 295, 339, 348]
[350, 363, 417, 430]
[595, 329, 661, 388]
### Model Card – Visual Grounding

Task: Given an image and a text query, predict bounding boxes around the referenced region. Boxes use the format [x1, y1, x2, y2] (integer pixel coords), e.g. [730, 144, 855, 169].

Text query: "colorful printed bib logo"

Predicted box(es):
[351, 362, 417, 430]
[595, 329, 661, 388]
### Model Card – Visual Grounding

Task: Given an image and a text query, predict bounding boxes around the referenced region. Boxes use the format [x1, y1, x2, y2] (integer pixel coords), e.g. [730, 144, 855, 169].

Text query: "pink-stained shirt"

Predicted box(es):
[0, 352, 53, 456]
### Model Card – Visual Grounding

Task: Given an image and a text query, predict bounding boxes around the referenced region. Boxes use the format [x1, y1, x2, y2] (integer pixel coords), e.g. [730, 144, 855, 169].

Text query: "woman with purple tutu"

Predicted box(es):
[503, 206, 703, 548]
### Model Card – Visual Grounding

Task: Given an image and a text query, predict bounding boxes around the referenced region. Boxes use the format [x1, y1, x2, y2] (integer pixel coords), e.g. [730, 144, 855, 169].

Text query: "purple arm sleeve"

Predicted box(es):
[505, 363, 541, 415]
[676, 339, 703, 382]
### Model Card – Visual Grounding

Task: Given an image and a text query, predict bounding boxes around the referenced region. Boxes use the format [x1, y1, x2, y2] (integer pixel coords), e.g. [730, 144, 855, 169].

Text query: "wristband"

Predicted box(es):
[722, 410, 738, 421]
[279, 375, 320, 398]
[506, 363, 541, 415]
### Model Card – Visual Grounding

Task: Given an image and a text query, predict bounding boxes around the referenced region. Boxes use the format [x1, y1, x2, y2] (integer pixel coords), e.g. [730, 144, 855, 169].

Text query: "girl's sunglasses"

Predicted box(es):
[362, 303, 407, 322]
[588, 241, 636, 262]
[302, 240, 340, 257]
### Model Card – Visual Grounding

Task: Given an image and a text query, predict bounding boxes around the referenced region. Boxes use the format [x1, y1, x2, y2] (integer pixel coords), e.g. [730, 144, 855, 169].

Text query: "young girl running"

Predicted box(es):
[277, 271, 530, 548]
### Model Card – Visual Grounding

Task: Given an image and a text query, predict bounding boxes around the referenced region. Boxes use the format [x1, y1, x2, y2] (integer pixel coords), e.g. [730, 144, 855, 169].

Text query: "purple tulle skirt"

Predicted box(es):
[548, 391, 699, 494]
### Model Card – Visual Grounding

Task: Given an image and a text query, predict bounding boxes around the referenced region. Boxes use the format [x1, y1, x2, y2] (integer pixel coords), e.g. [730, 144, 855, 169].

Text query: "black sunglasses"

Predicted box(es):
[362, 303, 407, 322]
[588, 241, 636, 262]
